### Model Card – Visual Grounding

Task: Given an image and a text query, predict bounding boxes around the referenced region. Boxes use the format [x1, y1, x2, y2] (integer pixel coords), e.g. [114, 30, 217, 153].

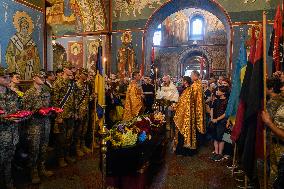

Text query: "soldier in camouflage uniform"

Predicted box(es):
[52, 62, 78, 167]
[0, 67, 20, 189]
[22, 71, 54, 184]
[75, 69, 92, 156]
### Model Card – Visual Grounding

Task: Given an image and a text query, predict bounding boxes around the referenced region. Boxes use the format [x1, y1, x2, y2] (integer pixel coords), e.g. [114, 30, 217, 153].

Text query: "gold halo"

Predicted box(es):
[13, 11, 34, 34]
[88, 40, 99, 54]
[121, 31, 132, 43]
[71, 43, 82, 55]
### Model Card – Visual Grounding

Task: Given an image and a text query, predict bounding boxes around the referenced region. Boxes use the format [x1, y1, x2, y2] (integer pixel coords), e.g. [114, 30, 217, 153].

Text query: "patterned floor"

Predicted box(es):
[15, 143, 238, 189]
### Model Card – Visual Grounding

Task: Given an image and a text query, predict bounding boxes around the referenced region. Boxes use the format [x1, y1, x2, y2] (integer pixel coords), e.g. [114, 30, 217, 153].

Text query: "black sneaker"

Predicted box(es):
[210, 153, 218, 160]
[213, 154, 224, 162]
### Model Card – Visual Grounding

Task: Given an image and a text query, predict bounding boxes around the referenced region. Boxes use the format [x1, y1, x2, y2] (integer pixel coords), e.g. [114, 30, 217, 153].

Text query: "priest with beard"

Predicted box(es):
[174, 71, 206, 156]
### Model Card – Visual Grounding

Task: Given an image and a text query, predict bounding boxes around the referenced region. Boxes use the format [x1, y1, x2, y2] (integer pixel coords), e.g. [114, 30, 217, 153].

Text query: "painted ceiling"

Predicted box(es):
[45, 0, 282, 35]
[112, 0, 282, 21]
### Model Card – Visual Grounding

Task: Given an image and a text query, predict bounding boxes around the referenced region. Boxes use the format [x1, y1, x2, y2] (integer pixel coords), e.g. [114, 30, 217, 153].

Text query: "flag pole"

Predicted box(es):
[262, 10, 268, 189]
[92, 95, 97, 155]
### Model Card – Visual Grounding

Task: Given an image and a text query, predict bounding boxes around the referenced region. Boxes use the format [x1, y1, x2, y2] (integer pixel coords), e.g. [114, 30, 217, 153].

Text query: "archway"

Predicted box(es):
[179, 48, 211, 78]
[142, 0, 232, 76]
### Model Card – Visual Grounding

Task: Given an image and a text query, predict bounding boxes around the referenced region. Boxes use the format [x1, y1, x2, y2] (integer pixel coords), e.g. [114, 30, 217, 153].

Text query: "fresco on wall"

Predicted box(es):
[86, 39, 100, 72]
[68, 41, 83, 68]
[117, 31, 136, 78]
[113, 0, 281, 22]
[0, 0, 44, 80]
[113, 0, 162, 18]
[47, 0, 105, 35]
[53, 43, 67, 71]
[161, 8, 226, 46]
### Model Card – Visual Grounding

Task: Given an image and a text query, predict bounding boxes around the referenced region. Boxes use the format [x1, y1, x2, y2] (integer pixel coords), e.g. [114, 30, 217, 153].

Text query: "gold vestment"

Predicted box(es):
[174, 80, 206, 149]
[123, 81, 143, 121]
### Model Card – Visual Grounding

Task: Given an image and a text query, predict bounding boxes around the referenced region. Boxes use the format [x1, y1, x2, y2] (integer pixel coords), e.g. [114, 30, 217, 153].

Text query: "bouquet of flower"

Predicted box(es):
[121, 129, 138, 146]
[4, 110, 33, 119]
[108, 112, 165, 147]
[38, 107, 63, 115]
[4, 110, 33, 122]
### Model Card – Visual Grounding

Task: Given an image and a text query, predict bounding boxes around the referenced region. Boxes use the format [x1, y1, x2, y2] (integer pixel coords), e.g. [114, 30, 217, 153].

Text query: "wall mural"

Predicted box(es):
[53, 43, 67, 71]
[46, 0, 105, 35]
[161, 8, 226, 46]
[68, 41, 83, 68]
[153, 8, 227, 77]
[113, 0, 162, 18]
[155, 45, 227, 77]
[86, 39, 100, 72]
[112, 0, 281, 23]
[0, 0, 44, 80]
[117, 31, 136, 78]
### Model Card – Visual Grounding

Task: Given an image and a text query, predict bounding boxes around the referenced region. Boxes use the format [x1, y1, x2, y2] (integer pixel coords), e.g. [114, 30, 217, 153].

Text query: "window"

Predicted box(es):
[153, 24, 162, 46]
[190, 16, 205, 40]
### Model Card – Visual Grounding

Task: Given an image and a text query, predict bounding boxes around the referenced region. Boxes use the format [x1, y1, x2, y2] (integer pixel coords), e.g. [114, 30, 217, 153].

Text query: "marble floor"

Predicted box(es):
[14, 143, 239, 189]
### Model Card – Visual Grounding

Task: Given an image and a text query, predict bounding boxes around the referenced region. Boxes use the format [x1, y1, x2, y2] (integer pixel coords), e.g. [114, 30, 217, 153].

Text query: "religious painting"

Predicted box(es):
[46, 0, 105, 35]
[53, 43, 67, 71]
[5, 11, 41, 80]
[117, 31, 136, 78]
[113, 0, 162, 18]
[161, 8, 226, 46]
[86, 39, 100, 73]
[0, 0, 44, 80]
[68, 42, 83, 68]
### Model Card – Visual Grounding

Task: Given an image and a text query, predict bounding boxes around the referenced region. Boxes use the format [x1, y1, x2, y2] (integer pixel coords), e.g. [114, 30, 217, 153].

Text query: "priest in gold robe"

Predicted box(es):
[174, 70, 206, 155]
[123, 71, 143, 121]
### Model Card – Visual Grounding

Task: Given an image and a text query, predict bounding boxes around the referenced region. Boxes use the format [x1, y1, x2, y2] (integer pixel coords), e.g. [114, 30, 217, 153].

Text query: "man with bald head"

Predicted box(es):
[156, 75, 179, 102]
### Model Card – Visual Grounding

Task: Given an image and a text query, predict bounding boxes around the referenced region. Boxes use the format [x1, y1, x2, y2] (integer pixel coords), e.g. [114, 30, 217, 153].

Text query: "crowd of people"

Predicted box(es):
[0, 62, 99, 188]
[1, 62, 283, 188]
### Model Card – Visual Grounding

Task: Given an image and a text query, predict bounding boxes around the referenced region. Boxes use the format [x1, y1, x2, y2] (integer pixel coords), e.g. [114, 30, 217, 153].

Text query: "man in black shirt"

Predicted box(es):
[142, 77, 155, 113]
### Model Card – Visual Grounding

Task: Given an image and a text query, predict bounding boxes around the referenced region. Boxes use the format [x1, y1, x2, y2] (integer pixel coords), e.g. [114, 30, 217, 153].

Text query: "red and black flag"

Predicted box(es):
[238, 30, 264, 181]
[231, 27, 257, 142]
[268, 5, 283, 71]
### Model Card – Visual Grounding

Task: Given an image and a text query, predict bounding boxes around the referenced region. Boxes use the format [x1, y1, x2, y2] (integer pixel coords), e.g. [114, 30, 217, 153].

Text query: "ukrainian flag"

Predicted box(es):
[225, 36, 247, 124]
[95, 44, 104, 127]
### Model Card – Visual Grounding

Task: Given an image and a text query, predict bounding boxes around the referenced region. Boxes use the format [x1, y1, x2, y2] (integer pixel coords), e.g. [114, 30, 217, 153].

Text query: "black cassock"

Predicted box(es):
[142, 83, 155, 114]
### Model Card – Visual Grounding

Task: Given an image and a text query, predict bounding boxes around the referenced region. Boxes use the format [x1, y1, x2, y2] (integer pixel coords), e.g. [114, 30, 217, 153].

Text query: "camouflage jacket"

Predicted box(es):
[0, 85, 20, 131]
[23, 86, 51, 111]
[52, 77, 78, 120]
[76, 80, 92, 118]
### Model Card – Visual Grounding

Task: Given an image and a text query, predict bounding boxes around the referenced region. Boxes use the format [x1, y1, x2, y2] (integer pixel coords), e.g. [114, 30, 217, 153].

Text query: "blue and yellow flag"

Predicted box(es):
[95, 45, 104, 127]
[225, 36, 247, 123]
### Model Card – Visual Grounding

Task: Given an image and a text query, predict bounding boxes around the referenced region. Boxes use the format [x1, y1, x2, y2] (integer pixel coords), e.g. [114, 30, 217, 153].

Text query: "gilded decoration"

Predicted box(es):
[117, 31, 136, 78]
[5, 11, 41, 80]
[46, 0, 105, 34]
[86, 39, 100, 72]
[113, 0, 162, 17]
[67, 41, 83, 68]
[52, 43, 67, 71]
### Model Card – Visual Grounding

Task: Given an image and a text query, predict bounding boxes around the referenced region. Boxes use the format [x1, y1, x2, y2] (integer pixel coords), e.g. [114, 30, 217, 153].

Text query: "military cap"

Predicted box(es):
[0, 66, 8, 77]
[62, 61, 75, 69]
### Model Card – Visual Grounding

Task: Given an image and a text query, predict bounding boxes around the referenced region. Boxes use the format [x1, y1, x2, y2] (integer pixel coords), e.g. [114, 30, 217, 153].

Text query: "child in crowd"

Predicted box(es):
[210, 86, 230, 161]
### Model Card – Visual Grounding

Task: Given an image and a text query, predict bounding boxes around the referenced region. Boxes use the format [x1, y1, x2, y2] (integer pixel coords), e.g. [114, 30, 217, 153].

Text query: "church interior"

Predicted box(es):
[0, 0, 284, 189]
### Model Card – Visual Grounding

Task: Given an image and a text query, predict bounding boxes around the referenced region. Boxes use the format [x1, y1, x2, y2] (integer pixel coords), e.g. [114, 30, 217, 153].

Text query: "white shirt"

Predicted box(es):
[156, 82, 179, 102]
